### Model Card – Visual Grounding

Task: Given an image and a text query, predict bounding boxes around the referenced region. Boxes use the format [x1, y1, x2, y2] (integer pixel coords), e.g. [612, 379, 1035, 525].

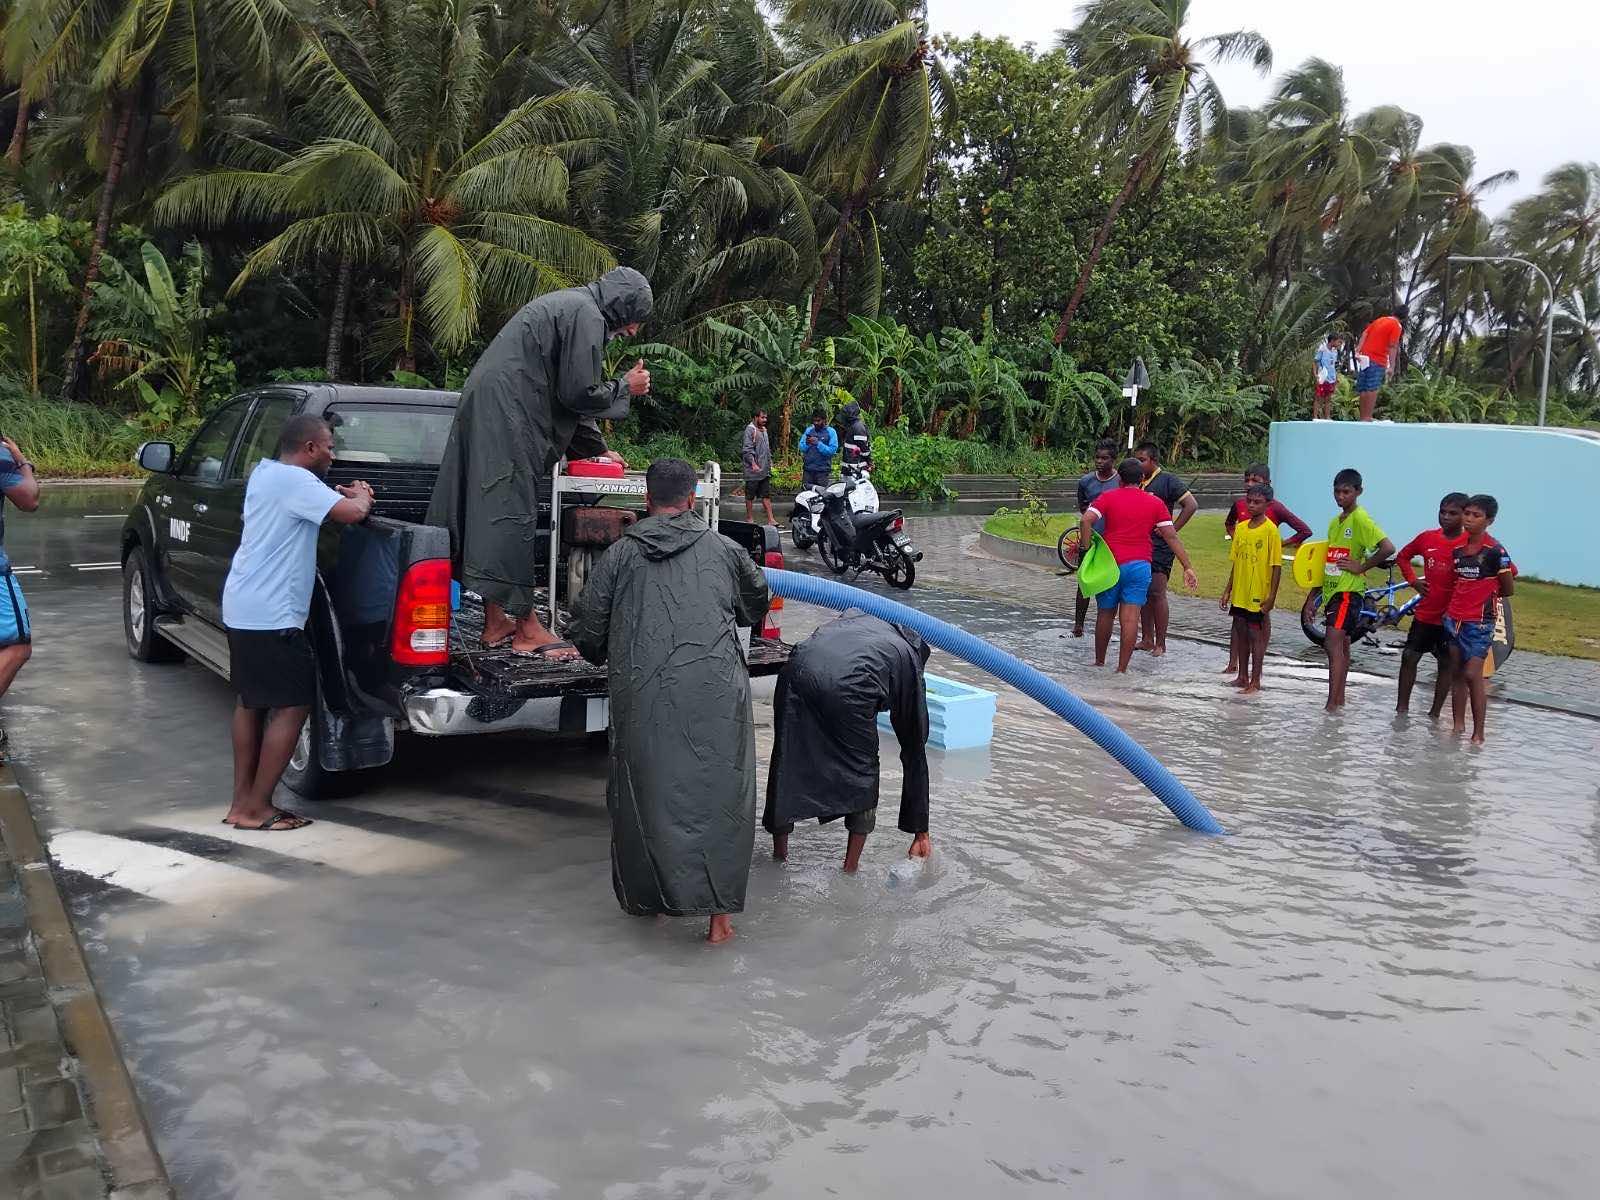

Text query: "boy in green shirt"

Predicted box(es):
[1322, 468, 1395, 711]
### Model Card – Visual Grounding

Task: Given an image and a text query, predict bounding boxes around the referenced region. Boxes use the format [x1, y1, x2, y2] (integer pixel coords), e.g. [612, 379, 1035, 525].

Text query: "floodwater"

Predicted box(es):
[6, 496, 1600, 1197]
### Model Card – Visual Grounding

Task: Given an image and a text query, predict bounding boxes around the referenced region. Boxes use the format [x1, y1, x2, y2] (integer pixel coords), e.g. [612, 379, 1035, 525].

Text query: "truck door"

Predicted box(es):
[195, 393, 301, 620]
[162, 397, 252, 613]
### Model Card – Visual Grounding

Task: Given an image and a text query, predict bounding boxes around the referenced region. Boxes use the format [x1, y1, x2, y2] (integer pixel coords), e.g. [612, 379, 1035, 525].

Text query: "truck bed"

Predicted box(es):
[447, 592, 788, 700]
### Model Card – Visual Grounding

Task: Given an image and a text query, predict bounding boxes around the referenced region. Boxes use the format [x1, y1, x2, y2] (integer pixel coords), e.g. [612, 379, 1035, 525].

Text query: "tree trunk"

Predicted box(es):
[777, 384, 794, 456]
[5, 82, 29, 168]
[806, 194, 856, 344]
[27, 267, 38, 394]
[1053, 150, 1152, 346]
[62, 97, 136, 401]
[886, 376, 902, 428]
[325, 254, 354, 379]
[395, 256, 416, 374]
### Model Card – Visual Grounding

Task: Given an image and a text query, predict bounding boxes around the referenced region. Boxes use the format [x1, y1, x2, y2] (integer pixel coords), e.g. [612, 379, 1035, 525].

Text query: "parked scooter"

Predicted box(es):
[815, 470, 920, 589]
[790, 463, 879, 550]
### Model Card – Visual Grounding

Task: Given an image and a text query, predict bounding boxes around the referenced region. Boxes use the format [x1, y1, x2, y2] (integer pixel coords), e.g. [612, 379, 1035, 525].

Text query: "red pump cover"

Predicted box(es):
[565, 458, 625, 478]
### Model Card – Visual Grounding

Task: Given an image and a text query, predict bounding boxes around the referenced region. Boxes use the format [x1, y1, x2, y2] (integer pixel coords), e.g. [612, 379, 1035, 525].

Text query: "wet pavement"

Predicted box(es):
[2, 490, 1599, 1197]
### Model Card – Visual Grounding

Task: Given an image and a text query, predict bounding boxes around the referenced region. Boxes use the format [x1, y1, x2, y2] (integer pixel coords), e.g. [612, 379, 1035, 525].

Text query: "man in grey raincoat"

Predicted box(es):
[763, 611, 931, 872]
[427, 267, 654, 655]
[569, 459, 770, 944]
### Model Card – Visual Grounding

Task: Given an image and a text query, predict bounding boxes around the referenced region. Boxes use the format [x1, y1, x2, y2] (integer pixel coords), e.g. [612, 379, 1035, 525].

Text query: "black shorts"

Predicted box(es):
[745, 476, 771, 501]
[1323, 591, 1365, 635]
[1150, 546, 1174, 577]
[1229, 606, 1264, 626]
[1403, 618, 1451, 660]
[227, 628, 316, 711]
[770, 807, 877, 837]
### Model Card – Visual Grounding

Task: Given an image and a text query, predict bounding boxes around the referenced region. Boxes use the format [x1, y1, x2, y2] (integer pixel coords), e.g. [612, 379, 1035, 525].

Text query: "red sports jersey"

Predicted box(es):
[1397, 528, 1467, 624]
[1086, 486, 1174, 565]
[1445, 535, 1514, 623]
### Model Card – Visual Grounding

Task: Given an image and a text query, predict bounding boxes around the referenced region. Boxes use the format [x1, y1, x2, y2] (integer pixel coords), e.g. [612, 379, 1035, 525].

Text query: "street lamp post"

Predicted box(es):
[1448, 255, 1555, 427]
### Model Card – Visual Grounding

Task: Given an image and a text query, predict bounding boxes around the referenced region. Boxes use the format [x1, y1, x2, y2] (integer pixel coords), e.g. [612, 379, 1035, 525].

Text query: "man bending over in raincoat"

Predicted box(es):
[763, 611, 931, 872]
[569, 459, 770, 944]
[427, 267, 654, 657]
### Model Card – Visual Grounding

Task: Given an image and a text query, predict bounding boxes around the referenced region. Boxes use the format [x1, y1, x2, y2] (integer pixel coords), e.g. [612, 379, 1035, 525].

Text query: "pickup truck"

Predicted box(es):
[120, 384, 789, 798]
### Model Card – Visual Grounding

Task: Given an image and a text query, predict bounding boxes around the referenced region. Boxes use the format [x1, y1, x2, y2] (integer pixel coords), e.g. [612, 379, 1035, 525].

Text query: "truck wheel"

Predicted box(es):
[123, 546, 183, 663]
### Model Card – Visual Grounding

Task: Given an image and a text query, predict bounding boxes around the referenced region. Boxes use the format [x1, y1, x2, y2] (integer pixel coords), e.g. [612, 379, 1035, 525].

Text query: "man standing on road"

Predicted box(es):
[1133, 441, 1197, 657]
[1072, 438, 1120, 638]
[836, 401, 872, 473]
[799, 407, 838, 490]
[428, 267, 653, 657]
[569, 459, 770, 944]
[742, 408, 775, 526]
[220, 416, 373, 831]
[1079, 459, 1199, 673]
[1354, 304, 1407, 422]
[0, 436, 40, 756]
[763, 610, 931, 873]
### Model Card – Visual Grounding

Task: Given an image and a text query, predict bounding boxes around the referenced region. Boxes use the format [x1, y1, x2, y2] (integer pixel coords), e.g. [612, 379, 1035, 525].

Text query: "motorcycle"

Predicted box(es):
[815, 471, 920, 589]
[790, 463, 879, 550]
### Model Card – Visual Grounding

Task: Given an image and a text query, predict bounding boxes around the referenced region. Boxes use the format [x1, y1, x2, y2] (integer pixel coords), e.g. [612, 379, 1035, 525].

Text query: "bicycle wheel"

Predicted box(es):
[1300, 590, 1328, 646]
[1056, 526, 1082, 572]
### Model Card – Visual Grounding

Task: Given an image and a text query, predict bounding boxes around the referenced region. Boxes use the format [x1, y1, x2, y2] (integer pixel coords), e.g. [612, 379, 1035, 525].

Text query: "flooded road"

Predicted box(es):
[4, 492, 1599, 1197]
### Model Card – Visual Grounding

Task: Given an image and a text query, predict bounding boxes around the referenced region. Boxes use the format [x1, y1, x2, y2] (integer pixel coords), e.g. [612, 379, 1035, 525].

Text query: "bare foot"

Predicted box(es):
[907, 833, 931, 858]
[1115, 665, 1129, 674]
[1133, 640, 1152, 652]
[1324, 701, 1341, 712]
[1451, 724, 1466, 737]
[1150, 645, 1166, 658]
[1221, 663, 1239, 674]
[1470, 732, 1485, 746]
[1093, 658, 1106, 667]
[1072, 627, 1085, 638]
[1241, 683, 1261, 695]
[1229, 675, 1249, 688]
[707, 915, 736, 944]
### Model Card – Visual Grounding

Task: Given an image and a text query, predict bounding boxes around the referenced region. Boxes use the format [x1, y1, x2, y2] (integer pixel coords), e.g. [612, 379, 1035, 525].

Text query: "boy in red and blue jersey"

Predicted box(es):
[1444, 494, 1514, 745]
[1394, 492, 1468, 717]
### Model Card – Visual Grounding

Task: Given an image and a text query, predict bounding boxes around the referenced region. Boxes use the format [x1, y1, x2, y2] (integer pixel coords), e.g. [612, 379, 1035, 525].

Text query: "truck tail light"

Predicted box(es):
[392, 558, 452, 666]
[762, 549, 784, 636]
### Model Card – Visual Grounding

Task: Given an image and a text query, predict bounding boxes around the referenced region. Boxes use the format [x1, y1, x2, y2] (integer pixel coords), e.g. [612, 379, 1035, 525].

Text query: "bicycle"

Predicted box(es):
[1299, 560, 1418, 646]
[1055, 524, 1083, 572]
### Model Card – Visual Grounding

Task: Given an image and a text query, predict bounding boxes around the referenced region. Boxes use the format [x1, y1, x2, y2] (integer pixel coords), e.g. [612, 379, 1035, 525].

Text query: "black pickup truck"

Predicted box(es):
[120, 384, 789, 798]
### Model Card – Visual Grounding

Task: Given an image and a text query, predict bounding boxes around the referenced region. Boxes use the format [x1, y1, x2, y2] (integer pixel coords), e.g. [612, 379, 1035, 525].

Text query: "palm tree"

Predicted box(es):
[156, 0, 615, 372]
[0, 207, 75, 392]
[87, 239, 218, 419]
[773, 0, 954, 338]
[534, 0, 816, 333]
[1052, 0, 1269, 345]
[11, 0, 285, 396]
[834, 313, 929, 425]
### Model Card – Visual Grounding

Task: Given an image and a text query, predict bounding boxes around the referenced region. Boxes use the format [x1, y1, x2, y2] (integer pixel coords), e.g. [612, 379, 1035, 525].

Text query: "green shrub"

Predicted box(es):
[0, 382, 148, 476]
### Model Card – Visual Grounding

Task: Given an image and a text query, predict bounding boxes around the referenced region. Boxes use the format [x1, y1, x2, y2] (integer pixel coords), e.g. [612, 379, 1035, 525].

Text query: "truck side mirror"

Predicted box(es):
[137, 441, 176, 473]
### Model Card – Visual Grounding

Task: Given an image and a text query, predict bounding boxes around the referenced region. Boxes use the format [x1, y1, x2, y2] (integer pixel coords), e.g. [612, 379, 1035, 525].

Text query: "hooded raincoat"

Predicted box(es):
[569, 510, 771, 916]
[762, 611, 930, 836]
[837, 402, 872, 470]
[426, 267, 654, 616]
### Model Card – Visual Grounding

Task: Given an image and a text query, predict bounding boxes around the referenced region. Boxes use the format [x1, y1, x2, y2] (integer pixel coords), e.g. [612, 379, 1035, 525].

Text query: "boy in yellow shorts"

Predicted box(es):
[1218, 483, 1282, 693]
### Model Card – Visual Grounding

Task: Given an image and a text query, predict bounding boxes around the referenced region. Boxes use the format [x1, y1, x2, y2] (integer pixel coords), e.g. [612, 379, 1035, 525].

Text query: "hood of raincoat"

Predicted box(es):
[588, 267, 654, 330]
[839, 402, 862, 425]
[624, 509, 708, 561]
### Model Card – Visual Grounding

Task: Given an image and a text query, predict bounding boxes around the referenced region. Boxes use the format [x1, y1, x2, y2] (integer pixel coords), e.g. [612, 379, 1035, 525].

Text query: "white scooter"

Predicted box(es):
[790, 463, 878, 550]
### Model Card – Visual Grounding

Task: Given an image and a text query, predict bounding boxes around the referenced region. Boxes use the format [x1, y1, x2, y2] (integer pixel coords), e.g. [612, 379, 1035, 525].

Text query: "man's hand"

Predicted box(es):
[1181, 566, 1198, 592]
[1218, 592, 1230, 613]
[336, 480, 374, 501]
[908, 832, 931, 859]
[1262, 596, 1277, 615]
[0, 435, 25, 465]
[602, 449, 627, 467]
[625, 358, 650, 397]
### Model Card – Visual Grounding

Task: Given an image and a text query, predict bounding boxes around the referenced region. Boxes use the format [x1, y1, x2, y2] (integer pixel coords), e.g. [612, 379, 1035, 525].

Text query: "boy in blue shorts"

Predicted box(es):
[0, 435, 41, 756]
[1322, 468, 1394, 711]
[1443, 494, 1514, 745]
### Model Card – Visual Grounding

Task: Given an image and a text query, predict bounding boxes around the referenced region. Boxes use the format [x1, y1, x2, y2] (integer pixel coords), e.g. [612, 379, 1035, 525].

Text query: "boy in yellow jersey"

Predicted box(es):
[1218, 484, 1282, 693]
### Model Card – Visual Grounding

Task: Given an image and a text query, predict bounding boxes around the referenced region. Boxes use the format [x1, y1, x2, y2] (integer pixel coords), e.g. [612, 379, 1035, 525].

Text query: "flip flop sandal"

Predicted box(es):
[517, 640, 579, 658]
[480, 632, 515, 650]
[224, 811, 313, 832]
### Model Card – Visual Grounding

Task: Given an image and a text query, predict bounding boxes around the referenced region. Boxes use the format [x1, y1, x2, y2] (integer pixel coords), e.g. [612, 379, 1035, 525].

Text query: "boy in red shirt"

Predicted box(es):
[1395, 492, 1468, 717]
[1444, 494, 1514, 745]
[1077, 458, 1198, 673]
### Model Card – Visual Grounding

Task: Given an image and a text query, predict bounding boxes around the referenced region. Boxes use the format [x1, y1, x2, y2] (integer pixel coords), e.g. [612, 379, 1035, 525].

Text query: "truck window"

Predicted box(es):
[176, 399, 251, 482]
[326, 404, 455, 466]
[227, 396, 299, 481]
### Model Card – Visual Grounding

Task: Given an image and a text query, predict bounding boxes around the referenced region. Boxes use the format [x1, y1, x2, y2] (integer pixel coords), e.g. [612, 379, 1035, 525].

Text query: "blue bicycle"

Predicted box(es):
[1299, 560, 1419, 646]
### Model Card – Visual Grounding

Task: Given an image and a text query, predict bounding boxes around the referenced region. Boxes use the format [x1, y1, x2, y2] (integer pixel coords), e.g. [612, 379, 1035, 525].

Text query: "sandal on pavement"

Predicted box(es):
[226, 810, 314, 832]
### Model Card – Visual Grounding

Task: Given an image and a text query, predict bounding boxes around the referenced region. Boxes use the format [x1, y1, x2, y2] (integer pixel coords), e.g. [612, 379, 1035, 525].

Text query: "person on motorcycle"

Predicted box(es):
[799, 408, 838, 489]
[763, 611, 931, 872]
[837, 401, 872, 474]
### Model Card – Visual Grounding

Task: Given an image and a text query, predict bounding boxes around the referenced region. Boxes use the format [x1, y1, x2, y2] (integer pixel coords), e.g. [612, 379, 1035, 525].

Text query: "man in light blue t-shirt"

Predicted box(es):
[221, 414, 372, 831]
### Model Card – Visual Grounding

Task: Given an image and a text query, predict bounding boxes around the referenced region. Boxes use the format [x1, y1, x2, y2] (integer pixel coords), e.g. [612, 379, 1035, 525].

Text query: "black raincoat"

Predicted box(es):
[837, 401, 871, 470]
[763, 611, 930, 835]
[569, 510, 771, 916]
[426, 267, 654, 616]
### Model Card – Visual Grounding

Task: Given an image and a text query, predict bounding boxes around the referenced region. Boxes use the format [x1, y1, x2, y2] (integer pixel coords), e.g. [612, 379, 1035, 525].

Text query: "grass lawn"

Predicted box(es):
[985, 511, 1600, 662]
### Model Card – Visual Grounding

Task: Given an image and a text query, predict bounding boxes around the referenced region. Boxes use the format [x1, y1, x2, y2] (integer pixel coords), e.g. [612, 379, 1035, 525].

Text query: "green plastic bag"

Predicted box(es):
[1077, 532, 1120, 597]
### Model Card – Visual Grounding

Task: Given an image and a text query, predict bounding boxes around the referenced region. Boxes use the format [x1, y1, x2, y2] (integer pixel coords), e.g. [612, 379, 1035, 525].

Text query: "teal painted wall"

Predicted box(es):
[1267, 421, 1600, 588]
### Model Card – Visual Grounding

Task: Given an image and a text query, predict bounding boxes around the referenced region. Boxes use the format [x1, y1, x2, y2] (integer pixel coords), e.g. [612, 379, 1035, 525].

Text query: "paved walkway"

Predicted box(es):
[892, 516, 1600, 719]
[1, 764, 172, 1200]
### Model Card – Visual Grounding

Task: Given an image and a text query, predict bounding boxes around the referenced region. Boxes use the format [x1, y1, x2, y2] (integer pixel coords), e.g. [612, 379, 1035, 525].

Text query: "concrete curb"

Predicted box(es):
[978, 529, 1063, 569]
[0, 765, 175, 1200]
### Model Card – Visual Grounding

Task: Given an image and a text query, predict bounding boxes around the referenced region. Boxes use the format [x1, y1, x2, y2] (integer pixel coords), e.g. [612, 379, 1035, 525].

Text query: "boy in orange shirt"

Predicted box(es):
[1354, 304, 1406, 422]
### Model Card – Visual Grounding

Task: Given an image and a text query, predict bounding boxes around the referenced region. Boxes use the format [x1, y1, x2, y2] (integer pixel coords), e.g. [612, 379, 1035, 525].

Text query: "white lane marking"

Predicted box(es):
[72, 563, 121, 571]
[148, 806, 460, 875]
[10, 566, 42, 575]
[83, 514, 124, 520]
[48, 829, 289, 905]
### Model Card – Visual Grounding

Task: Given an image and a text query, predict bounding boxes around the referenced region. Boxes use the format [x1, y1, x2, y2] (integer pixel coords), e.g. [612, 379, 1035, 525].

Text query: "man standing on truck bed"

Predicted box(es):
[221, 415, 374, 831]
[427, 267, 654, 657]
[569, 459, 770, 944]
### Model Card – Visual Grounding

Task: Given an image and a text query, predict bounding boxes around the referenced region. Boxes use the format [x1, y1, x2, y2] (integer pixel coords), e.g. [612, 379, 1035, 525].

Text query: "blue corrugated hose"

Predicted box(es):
[764, 568, 1224, 835]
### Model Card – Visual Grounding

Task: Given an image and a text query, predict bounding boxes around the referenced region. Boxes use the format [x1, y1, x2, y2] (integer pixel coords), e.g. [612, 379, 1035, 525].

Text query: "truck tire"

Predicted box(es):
[122, 545, 184, 663]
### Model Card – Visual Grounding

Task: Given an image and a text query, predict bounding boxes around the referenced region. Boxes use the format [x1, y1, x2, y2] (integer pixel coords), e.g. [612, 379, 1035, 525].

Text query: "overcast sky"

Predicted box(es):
[927, 0, 1593, 215]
